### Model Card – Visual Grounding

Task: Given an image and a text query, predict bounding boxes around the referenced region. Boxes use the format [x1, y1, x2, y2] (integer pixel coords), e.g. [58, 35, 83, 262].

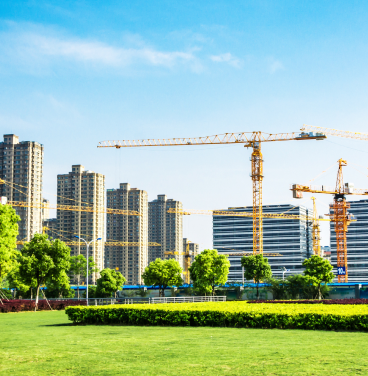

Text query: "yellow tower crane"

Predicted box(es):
[292, 159, 368, 282]
[98, 130, 326, 254]
[311, 197, 321, 256]
[164, 240, 192, 284]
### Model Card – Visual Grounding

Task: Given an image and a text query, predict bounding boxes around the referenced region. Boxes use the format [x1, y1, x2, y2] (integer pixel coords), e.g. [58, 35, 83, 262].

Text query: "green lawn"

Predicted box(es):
[1, 311, 368, 375]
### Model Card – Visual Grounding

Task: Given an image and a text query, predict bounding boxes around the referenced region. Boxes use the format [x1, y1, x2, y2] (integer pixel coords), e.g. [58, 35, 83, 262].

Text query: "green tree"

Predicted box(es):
[189, 249, 230, 296]
[95, 268, 126, 298]
[69, 254, 99, 299]
[18, 234, 71, 310]
[241, 254, 272, 299]
[303, 255, 334, 299]
[142, 258, 183, 297]
[265, 277, 287, 300]
[0, 204, 20, 282]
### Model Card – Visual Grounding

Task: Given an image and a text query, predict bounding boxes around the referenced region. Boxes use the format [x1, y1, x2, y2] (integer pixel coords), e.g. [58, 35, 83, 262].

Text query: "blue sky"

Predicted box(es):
[1, 1, 368, 249]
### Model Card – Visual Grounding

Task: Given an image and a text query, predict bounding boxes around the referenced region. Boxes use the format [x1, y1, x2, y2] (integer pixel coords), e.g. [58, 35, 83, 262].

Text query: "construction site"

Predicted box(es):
[1, 124, 367, 291]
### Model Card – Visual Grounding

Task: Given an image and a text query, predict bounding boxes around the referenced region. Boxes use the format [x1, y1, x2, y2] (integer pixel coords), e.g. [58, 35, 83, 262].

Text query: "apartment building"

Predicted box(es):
[57, 165, 105, 277]
[213, 204, 313, 281]
[183, 238, 200, 263]
[0, 134, 44, 245]
[148, 195, 183, 267]
[105, 183, 148, 285]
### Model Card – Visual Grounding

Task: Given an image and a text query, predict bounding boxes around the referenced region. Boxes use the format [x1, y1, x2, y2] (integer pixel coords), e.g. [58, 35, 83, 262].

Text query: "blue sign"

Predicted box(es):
[337, 267, 346, 275]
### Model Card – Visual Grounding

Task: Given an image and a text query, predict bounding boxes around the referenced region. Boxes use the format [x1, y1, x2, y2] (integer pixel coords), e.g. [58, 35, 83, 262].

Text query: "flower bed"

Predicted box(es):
[0, 299, 86, 313]
[247, 299, 368, 305]
[65, 302, 368, 331]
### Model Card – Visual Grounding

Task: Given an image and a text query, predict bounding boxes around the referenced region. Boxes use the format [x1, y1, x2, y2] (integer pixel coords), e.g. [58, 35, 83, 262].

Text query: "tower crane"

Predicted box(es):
[98, 130, 326, 254]
[291, 159, 368, 282]
[311, 197, 321, 256]
[164, 239, 192, 284]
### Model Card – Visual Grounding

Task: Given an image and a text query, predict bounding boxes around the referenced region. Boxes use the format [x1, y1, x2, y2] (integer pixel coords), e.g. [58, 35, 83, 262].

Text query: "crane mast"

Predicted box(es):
[311, 197, 321, 256]
[332, 159, 349, 282]
[251, 141, 263, 254]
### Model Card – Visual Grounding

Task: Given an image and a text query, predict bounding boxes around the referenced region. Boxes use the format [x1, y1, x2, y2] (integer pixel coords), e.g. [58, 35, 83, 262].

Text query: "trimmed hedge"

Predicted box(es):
[65, 302, 368, 331]
[248, 299, 368, 305]
[0, 299, 86, 313]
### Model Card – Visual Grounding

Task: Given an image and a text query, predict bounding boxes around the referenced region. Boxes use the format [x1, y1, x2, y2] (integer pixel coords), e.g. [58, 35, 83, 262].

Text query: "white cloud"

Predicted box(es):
[0, 24, 200, 72]
[269, 58, 284, 74]
[209, 53, 242, 68]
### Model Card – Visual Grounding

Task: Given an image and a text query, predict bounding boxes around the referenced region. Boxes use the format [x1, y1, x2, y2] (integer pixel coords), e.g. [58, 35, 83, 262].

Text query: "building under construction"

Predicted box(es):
[330, 199, 368, 282]
[213, 204, 313, 280]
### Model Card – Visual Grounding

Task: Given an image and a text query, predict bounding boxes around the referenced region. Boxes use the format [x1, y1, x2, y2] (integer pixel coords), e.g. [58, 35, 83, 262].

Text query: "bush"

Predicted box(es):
[65, 302, 368, 331]
[247, 299, 368, 305]
[0, 299, 86, 313]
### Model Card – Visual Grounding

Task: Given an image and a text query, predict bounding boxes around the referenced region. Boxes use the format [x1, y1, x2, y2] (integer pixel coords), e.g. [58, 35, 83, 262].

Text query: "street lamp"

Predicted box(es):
[75, 236, 102, 305]
[280, 267, 290, 280]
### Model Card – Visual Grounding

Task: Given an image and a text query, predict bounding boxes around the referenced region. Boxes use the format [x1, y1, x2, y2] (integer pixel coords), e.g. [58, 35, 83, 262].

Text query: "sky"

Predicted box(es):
[1, 0, 368, 249]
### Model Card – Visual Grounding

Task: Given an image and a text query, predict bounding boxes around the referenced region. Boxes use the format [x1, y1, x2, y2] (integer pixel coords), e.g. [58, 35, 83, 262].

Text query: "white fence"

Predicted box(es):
[82, 296, 227, 305]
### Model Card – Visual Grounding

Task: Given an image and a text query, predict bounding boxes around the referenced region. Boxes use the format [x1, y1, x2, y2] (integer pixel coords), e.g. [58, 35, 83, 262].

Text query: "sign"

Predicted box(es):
[337, 267, 346, 275]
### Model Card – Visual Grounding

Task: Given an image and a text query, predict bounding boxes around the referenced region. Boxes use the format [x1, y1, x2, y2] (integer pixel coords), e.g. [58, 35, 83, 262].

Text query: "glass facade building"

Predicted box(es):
[213, 205, 313, 281]
[330, 199, 368, 282]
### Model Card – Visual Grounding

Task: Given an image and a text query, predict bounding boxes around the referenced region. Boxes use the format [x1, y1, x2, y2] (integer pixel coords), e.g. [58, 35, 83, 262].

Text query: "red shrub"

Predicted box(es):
[0, 299, 86, 313]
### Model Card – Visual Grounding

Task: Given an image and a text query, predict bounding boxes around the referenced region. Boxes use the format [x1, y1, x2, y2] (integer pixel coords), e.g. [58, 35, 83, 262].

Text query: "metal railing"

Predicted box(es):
[34, 296, 227, 306]
[149, 296, 227, 304]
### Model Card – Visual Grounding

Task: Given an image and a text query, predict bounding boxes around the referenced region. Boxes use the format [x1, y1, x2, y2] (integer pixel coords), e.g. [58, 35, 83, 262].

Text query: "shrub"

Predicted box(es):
[65, 302, 368, 331]
[0, 299, 86, 313]
[247, 299, 368, 305]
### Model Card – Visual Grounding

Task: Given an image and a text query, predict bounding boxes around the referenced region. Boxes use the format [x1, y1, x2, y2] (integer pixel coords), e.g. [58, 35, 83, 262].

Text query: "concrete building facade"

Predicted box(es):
[213, 204, 313, 281]
[105, 183, 148, 285]
[148, 195, 183, 267]
[0, 134, 44, 245]
[57, 165, 105, 276]
[330, 199, 368, 282]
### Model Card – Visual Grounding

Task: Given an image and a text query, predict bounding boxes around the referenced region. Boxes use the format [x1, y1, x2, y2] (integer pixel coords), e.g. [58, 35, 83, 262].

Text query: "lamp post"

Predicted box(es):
[280, 267, 289, 280]
[75, 236, 102, 305]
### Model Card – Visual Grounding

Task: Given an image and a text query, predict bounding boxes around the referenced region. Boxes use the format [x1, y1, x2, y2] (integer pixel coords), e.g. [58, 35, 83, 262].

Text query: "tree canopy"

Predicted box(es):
[303, 255, 334, 299]
[189, 249, 230, 296]
[95, 268, 126, 298]
[18, 234, 71, 309]
[241, 254, 272, 299]
[142, 258, 183, 297]
[0, 204, 20, 281]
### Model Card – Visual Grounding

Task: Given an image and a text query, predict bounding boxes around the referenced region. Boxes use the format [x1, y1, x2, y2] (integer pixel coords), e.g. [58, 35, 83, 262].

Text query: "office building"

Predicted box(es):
[0, 134, 44, 245]
[148, 195, 183, 267]
[183, 238, 200, 263]
[213, 204, 313, 281]
[105, 183, 148, 285]
[57, 165, 105, 278]
[330, 199, 368, 282]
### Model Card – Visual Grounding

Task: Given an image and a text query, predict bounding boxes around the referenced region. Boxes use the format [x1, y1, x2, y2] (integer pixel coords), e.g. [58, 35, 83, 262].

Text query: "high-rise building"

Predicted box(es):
[42, 198, 50, 222]
[183, 238, 200, 264]
[43, 218, 58, 238]
[213, 204, 313, 281]
[105, 183, 148, 285]
[0, 134, 44, 245]
[330, 199, 368, 282]
[57, 165, 105, 278]
[148, 195, 183, 267]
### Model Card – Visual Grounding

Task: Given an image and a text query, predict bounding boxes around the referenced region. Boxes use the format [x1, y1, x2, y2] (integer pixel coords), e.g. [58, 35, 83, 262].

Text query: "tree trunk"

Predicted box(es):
[318, 284, 322, 300]
[35, 285, 40, 312]
[256, 283, 259, 300]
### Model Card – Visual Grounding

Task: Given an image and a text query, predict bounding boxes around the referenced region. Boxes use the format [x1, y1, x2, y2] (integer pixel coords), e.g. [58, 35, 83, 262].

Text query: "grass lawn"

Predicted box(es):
[1, 311, 368, 375]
